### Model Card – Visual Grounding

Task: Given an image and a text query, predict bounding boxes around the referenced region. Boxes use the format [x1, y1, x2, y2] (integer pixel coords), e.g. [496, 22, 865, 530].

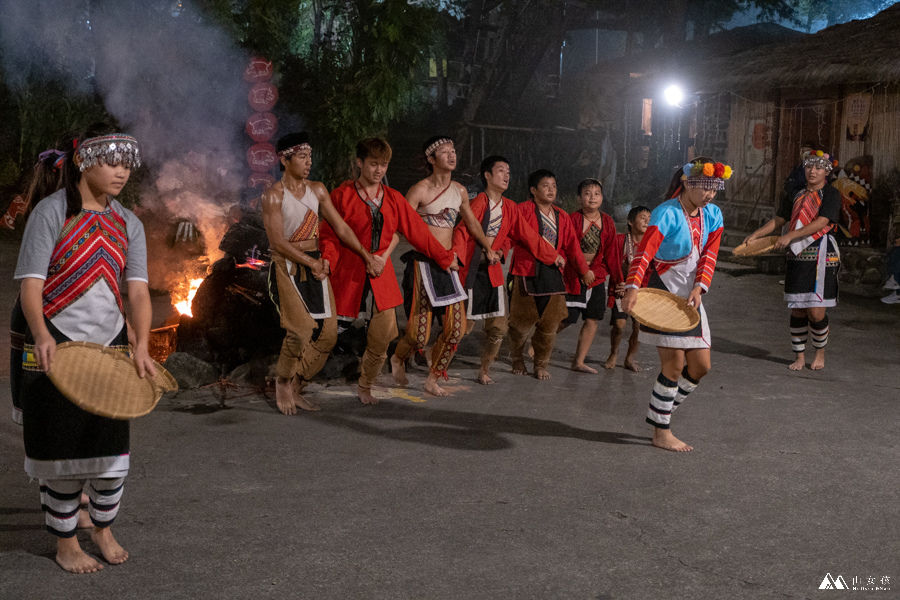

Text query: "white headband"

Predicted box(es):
[424, 138, 452, 157]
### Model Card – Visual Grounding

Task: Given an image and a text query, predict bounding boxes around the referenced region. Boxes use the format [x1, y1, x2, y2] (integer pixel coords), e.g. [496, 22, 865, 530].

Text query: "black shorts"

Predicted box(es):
[609, 299, 627, 325]
[565, 282, 606, 324]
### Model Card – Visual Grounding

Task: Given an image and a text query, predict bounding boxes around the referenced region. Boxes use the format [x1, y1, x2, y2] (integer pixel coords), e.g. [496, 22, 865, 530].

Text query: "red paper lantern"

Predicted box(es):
[248, 82, 278, 112]
[247, 172, 276, 189]
[244, 57, 273, 83]
[246, 112, 278, 143]
[247, 142, 278, 173]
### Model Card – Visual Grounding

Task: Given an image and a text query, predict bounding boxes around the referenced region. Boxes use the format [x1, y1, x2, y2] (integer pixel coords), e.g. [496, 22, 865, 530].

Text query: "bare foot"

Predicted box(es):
[788, 353, 805, 371]
[390, 355, 409, 386]
[512, 358, 528, 375]
[290, 377, 320, 411]
[527, 345, 535, 358]
[810, 348, 825, 371]
[358, 386, 379, 405]
[56, 537, 103, 574]
[275, 377, 296, 415]
[603, 354, 617, 369]
[534, 366, 552, 380]
[571, 362, 598, 374]
[424, 375, 450, 397]
[424, 346, 433, 368]
[623, 359, 641, 372]
[652, 429, 693, 452]
[91, 526, 129, 565]
[477, 368, 494, 385]
[77, 509, 92, 529]
[81, 492, 89, 505]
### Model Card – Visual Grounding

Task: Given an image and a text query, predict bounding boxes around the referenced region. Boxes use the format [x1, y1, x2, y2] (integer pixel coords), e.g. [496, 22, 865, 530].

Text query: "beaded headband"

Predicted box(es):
[803, 150, 839, 173]
[76, 135, 141, 172]
[681, 160, 733, 191]
[424, 138, 452, 157]
[278, 143, 311, 158]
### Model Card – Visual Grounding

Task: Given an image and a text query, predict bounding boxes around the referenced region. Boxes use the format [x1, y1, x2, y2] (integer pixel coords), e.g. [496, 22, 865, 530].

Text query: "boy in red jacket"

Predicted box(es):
[559, 178, 619, 373]
[507, 170, 592, 380]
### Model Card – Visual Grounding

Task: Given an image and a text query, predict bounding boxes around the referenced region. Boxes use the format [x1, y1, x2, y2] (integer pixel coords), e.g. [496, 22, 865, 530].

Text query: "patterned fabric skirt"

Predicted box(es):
[784, 235, 840, 308]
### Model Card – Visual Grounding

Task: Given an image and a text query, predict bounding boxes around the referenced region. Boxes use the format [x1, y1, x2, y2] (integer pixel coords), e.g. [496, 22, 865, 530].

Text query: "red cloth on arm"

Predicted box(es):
[321, 180, 454, 318]
[694, 226, 723, 292]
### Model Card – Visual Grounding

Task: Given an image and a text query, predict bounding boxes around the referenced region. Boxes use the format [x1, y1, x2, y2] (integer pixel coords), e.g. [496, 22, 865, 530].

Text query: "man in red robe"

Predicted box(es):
[320, 138, 458, 405]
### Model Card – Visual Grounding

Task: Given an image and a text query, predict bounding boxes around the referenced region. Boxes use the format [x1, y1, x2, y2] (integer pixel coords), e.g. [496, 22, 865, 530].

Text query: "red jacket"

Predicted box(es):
[321, 180, 454, 318]
[452, 193, 559, 289]
[563, 210, 619, 292]
[509, 200, 588, 295]
[606, 232, 630, 307]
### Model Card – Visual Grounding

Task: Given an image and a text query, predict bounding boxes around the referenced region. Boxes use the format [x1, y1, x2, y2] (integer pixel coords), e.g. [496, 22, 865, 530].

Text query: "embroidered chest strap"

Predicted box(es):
[42, 210, 129, 319]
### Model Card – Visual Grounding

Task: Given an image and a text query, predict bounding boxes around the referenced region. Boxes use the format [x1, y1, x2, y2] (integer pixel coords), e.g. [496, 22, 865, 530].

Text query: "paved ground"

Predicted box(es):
[1, 231, 899, 599]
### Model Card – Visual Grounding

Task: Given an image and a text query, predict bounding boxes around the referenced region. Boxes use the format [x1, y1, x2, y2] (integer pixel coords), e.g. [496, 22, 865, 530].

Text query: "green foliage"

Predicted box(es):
[280, 0, 439, 186]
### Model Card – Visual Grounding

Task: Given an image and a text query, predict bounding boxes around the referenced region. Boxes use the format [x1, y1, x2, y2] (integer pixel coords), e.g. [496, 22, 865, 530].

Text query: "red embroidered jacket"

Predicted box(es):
[563, 210, 618, 293]
[509, 200, 588, 295]
[320, 180, 454, 318]
[452, 193, 558, 288]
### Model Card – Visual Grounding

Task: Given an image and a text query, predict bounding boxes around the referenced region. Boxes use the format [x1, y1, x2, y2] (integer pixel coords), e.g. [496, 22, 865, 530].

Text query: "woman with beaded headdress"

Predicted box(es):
[14, 123, 154, 573]
[621, 157, 729, 452]
[744, 150, 841, 371]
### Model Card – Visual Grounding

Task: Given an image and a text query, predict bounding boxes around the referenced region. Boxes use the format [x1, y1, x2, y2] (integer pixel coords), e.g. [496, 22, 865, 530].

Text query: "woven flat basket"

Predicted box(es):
[732, 235, 780, 257]
[630, 288, 700, 333]
[48, 342, 162, 419]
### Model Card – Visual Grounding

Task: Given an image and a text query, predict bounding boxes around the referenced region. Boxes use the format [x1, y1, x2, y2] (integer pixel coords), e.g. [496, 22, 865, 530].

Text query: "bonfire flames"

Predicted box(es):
[174, 277, 204, 317]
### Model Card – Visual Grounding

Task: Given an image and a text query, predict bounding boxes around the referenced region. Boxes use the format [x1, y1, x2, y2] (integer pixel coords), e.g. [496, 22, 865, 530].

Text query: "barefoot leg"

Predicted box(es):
[571, 319, 599, 373]
[651, 428, 693, 452]
[424, 372, 450, 396]
[810, 347, 826, 370]
[606, 320, 623, 369]
[477, 361, 495, 385]
[358, 385, 379, 405]
[390, 354, 409, 386]
[511, 357, 528, 375]
[623, 320, 641, 371]
[91, 526, 129, 565]
[77, 490, 91, 529]
[275, 376, 296, 415]
[533, 365, 552, 380]
[77, 509, 92, 529]
[788, 351, 805, 371]
[56, 536, 103, 574]
[290, 376, 320, 411]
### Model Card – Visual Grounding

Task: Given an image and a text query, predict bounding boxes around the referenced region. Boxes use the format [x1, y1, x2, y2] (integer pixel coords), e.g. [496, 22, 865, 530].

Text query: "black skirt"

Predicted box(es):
[21, 320, 130, 480]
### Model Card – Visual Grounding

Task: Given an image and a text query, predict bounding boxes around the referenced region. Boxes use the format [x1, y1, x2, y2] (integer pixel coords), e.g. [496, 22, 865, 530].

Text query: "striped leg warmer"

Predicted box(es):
[647, 372, 678, 429]
[809, 316, 829, 349]
[790, 315, 809, 353]
[88, 477, 125, 528]
[40, 479, 84, 538]
[673, 366, 700, 411]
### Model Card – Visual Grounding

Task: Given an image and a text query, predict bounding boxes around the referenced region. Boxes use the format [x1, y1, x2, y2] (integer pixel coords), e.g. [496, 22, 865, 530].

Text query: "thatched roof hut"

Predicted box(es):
[691, 4, 900, 92]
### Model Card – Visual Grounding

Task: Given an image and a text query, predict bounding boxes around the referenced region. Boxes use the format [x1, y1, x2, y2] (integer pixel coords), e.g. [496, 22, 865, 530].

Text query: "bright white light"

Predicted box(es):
[664, 85, 684, 107]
